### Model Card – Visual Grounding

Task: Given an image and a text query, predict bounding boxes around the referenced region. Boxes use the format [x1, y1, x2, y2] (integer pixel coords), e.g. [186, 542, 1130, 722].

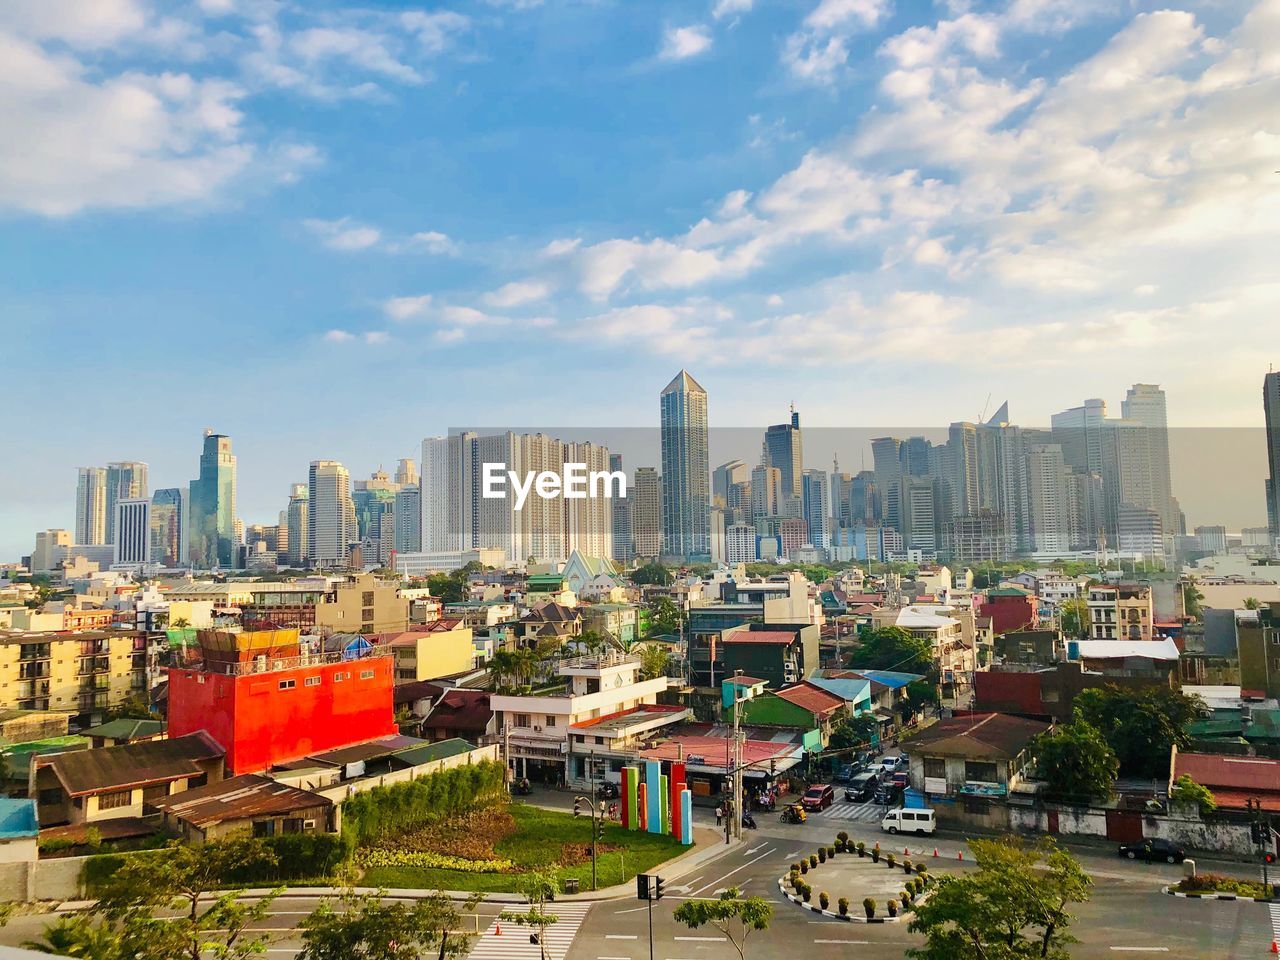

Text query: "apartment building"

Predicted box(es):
[1086, 584, 1154, 641]
[0, 630, 147, 720]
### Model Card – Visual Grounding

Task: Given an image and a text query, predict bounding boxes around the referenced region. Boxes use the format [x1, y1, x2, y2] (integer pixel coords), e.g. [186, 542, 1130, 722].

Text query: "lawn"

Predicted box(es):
[359, 802, 690, 893]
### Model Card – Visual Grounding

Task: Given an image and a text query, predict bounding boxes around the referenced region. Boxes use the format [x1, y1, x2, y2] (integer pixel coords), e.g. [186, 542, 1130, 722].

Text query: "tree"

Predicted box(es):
[646, 597, 685, 638]
[907, 837, 1091, 960]
[1033, 719, 1118, 803]
[1169, 774, 1217, 816]
[672, 887, 772, 960]
[631, 562, 673, 586]
[1183, 581, 1204, 621]
[95, 838, 280, 960]
[849, 626, 933, 675]
[1244, 597, 1262, 610]
[1058, 598, 1088, 639]
[639, 644, 671, 680]
[104, 693, 152, 721]
[500, 869, 560, 960]
[299, 889, 479, 960]
[829, 713, 879, 751]
[1074, 687, 1207, 779]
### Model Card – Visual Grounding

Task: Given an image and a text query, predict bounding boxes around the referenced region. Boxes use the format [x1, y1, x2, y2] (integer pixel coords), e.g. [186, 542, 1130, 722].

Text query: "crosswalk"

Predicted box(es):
[820, 799, 885, 823]
[1268, 902, 1280, 945]
[467, 902, 593, 960]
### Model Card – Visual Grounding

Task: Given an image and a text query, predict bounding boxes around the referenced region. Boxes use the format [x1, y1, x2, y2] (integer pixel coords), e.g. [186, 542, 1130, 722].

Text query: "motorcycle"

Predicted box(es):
[780, 803, 807, 825]
[597, 782, 620, 800]
[511, 778, 533, 796]
[754, 790, 777, 812]
[742, 812, 758, 830]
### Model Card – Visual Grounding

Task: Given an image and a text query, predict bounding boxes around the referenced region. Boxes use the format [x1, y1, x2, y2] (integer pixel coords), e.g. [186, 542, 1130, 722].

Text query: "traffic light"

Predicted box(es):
[637, 874, 651, 901]
[1265, 852, 1276, 865]
[574, 798, 582, 818]
[1252, 822, 1265, 844]
[653, 876, 666, 901]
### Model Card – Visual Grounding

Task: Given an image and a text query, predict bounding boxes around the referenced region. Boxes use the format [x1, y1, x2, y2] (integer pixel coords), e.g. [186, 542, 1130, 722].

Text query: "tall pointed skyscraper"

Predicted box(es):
[188, 430, 237, 568]
[1265, 372, 1280, 551]
[659, 370, 710, 559]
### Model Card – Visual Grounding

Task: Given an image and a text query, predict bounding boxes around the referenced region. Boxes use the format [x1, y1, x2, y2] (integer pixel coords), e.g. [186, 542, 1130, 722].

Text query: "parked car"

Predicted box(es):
[888, 771, 909, 790]
[874, 784, 904, 806]
[801, 783, 835, 812]
[835, 763, 856, 783]
[1117, 838, 1185, 863]
[880, 755, 907, 774]
[881, 808, 936, 836]
[845, 772, 879, 802]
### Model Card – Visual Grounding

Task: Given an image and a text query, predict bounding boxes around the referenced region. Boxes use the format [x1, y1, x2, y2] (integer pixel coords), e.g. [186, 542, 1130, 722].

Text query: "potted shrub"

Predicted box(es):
[818, 848, 827, 864]
[887, 899, 898, 918]
[810, 854, 819, 868]
[800, 860, 809, 874]
[838, 897, 849, 917]
[828, 845, 837, 859]
[792, 862, 802, 874]
[900, 891, 911, 911]
[856, 841, 866, 857]
[863, 897, 876, 920]
[802, 885, 812, 903]
[838, 830, 850, 851]
[819, 891, 830, 911]
[872, 847, 880, 863]
[903, 858, 913, 874]
[886, 853, 897, 869]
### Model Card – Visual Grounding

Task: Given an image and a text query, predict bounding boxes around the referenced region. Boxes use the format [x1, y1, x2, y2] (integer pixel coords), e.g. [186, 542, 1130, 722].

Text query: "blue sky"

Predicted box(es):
[4, 0, 1280, 558]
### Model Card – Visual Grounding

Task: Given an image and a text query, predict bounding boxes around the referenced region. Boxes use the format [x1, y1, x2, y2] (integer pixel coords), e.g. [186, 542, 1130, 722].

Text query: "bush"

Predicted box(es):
[792, 861, 802, 873]
[827, 845, 836, 858]
[838, 897, 849, 916]
[917, 864, 929, 877]
[900, 891, 911, 910]
[837, 830, 850, 845]
[887, 898, 898, 917]
[819, 891, 829, 910]
[871, 848, 880, 863]
[818, 848, 827, 863]
[341, 760, 505, 845]
[863, 897, 876, 919]
[800, 860, 809, 874]
[810, 854, 818, 868]
[856, 841, 866, 856]
[886, 853, 896, 869]
[903, 858, 912, 873]
[1175, 873, 1274, 899]
[802, 885, 812, 903]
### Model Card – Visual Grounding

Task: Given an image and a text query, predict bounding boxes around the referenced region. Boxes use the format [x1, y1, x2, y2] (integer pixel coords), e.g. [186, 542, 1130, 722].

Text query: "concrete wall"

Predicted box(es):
[31, 855, 86, 902]
[1008, 802, 1256, 857]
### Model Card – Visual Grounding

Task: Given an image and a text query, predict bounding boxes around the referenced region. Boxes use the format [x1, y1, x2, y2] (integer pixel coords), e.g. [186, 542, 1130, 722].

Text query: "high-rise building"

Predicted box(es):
[947, 422, 980, 517]
[749, 464, 782, 520]
[632, 467, 662, 559]
[609, 454, 633, 564]
[871, 437, 903, 533]
[395, 458, 419, 487]
[949, 511, 1008, 565]
[421, 434, 474, 555]
[105, 461, 148, 543]
[308, 460, 355, 568]
[763, 407, 803, 501]
[32, 529, 72, 574]
[801, 469, 829, 551]
[712, 460, 750, 508]
[395, 484, 422, 554]
[75, 467, 108, 545]
[725, 523, 757, 564]
[659, 370, 709, 559]
[1267, 372, 1280, 552]
[901, 475, 938, 553]
[1025, 444, 1072, 553]
[150, 488, 186, 567]
[285, 484, 308, 568]
[1051, 399, 1108, 476]
[188, 431, 237, 568]
[113, 498, 151, 565]
[1122, 384, 1177, 536]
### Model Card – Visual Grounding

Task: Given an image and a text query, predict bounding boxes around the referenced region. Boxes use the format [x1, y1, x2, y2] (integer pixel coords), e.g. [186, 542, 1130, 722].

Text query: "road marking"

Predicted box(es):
[1109, 949, 1170, 953]
[613, 906, 647, 915]
[690, 846, 776, 896]
[674, 936, 725, 942]
[785, 850, 801, 859]
[814, 939, 871, 944]
[605, 935, 638, 940]
[746, 843, 768, 854]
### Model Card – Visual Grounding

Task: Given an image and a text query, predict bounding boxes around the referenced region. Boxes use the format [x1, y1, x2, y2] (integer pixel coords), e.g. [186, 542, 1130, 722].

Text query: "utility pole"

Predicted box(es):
[732, 669, 743, 842]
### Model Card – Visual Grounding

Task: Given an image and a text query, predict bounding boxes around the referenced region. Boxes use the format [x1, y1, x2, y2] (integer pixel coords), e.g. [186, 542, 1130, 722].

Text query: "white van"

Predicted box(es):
[881, 808, 936, 836]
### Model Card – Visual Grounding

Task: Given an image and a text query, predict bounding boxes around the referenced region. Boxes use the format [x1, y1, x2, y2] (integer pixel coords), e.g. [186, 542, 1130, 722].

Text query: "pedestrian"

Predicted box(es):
[715, 804, 724, 826]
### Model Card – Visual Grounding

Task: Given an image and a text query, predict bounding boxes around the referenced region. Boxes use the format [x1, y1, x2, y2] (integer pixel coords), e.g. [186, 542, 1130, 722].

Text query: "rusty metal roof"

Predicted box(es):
[43, 732, 223, 797]
[150, 773, 331, 828]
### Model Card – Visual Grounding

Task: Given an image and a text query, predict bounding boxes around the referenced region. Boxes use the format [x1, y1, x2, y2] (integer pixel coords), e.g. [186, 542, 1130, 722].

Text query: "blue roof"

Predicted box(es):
[808, 677, 871, 705]
[0, 799, 37, 840]
[844, 669, 923, 690]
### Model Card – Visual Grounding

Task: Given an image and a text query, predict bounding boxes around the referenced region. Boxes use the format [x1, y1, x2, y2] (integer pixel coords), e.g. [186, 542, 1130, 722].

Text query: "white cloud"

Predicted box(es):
[290, 27, 423, 85]
[384, 295, 433, 321]
[660, 25, 713, 61]
[363, 330, 390, 344]
[485, 280, 551, 308]
[323, 329, 355, 342]
[712, 0, 753, 20]
[782, 34, 848, 85]
[1, 0, 147, 48]
[403, 230, 454, 254]
[804, 0, 891, 32]
[303, 217, 382, 251]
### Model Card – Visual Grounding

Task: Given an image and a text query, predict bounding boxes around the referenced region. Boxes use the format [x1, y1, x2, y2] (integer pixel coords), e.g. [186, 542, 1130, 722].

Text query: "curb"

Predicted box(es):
[776, 876, 904, 924]
[1161, 885, 1277, 903]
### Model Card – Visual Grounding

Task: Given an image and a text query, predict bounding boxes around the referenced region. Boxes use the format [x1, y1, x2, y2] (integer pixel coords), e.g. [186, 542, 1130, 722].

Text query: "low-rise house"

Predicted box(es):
[152, 773, 334, 843]
[32, 732, 224, 828]
[718, 623, 819, 689]
[379, 621, 475, 682]
[1087, 585, 1154, 641]
[0, 799, 38, 865]
[81, 718, 165, 748]
[419, 688, 496, 743]
[1068, 638, 1179, 680]
[728, 681, 847, 745]
[580, 603, 637, 648]
[561, 552, 621, 597]
[909, 713, 1050, 802]
[979, 587, 1039, 635]
[635, 722, 806, 803]
[517, 602, 582, 646]
[974, 661, 1173, 723]
[1170, 751, 1280, 814]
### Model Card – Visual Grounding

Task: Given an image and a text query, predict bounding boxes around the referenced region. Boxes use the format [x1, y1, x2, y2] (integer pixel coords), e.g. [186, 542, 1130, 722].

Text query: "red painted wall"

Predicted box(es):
[972, 670, 1044, 716]
[168, 657, 397, 775]
[978, 595, 1039, 635]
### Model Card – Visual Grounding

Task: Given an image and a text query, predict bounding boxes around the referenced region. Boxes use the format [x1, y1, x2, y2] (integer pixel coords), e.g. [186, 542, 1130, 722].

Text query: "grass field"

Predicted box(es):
[359, 803, 690, 892]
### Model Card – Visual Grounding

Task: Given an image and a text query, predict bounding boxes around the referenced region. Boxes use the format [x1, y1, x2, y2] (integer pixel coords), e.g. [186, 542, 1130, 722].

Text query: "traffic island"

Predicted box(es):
[1162, 874, 1277, 903]
[777, 842, 933, 924]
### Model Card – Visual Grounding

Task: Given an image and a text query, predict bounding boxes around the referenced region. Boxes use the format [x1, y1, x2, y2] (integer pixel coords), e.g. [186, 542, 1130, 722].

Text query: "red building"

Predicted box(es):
[978, 587, 1039, 636]
[168, 628, 397, 776]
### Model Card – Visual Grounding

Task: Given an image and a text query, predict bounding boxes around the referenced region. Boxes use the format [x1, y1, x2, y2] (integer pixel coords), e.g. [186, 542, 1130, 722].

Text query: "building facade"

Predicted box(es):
[188, 431, 237, 569]
[659, 370, 710, 559]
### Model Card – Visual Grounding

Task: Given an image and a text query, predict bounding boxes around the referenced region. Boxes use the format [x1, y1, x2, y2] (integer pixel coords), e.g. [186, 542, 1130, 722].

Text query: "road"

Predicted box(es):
[2, 793, 1277, 959]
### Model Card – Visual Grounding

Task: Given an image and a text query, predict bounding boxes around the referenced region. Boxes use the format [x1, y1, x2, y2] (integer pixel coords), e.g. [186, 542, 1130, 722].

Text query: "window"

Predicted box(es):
[964, 761, 999, 783]
[360, 669, 375, 680]
[305, 676, 321, 687]
[362, 591, 375, 606]
[98, 790, 132, 810]
[252, 820, 276, 838]
[923, 758, 946, 779]
[279, 679, 296, 690]
[544, 716, 556, 727]
[1042, 689, 1060, 703]
[142, 783, 168, 804]
[334, 672, 350, 682]
[515, 713, 531, 727]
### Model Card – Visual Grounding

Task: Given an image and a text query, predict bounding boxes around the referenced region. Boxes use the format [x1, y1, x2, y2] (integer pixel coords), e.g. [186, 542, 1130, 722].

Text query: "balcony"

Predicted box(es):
[18, 646, 51, 662]
[19, 663, 50, 680]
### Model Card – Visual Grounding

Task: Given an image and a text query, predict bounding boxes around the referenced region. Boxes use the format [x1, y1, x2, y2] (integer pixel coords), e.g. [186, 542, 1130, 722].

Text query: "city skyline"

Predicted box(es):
[5, 0, 1279, 561]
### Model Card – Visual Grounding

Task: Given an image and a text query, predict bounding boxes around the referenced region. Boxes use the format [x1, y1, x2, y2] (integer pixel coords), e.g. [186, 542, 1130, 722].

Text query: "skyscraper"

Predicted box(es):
[395, 484, 422, 554]
[113, 499, 151, 565]
[632, 467, 663, 559]
[308, 460, 355, 568]
[105, 461, 148, 543]
[659, 370, 709, 559]
[395, 458, 419, 487]
[188, 431, 237, 568]
[712, 460, 750, 508]
[1266, 372, 1280, 550]
[150, 488, 186, 567]
[801, 469, 829, 552]
[609, 454, 633, 564]
[75, 467, 107, 545]
[1122, 384, 1177, 537]
[763, 407, 803, 501]
[285, 484, 309, 568]
[1025, 443, 1072, 553]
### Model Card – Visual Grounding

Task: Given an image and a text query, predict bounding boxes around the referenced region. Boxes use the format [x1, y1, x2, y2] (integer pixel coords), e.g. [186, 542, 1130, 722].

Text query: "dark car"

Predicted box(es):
[874, 783, 905, 806]
[834, 763, 856, 783]
[597, 782, 620, 800]
[1118, 838, 1185, 863]
[801, 784, 835, 812]
[845, 772, 879, 802]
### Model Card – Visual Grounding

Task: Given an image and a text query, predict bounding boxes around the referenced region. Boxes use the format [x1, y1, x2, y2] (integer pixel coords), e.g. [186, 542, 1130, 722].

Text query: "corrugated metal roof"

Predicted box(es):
[151, 774, 330, 828]
[44, 732, 223, 797]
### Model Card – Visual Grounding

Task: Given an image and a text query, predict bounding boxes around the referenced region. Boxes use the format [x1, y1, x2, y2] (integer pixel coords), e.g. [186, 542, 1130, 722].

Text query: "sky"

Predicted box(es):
[3, 0, 1280, 560]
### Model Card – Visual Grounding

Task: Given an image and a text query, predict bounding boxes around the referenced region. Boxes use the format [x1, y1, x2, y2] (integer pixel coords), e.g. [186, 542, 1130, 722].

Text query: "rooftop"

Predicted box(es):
[1071, 638, 1180, 661]
[42, 732, 223, 797]
[0, 799, 37, 840]
[387, 738, 478, 768]
[80, 718, 165, 742]
[907, 712, 1051, 759]
[306, 734, 426, 767]
[772, 682, 845, 717]
[150, 773, 331, 828]
[637, 723, 802, 770]
[722, 628, 796, 645]
[569, 704, 687, 733]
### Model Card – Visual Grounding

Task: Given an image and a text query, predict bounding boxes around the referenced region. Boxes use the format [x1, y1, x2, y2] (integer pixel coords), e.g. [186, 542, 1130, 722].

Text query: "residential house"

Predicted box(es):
[979, 587, 1039, 635]
[909, 713, 1051, 804]
[728, 681, 847, 745]
[719, 623, 820, 690]
[561, 551, 620, 597]
[580, 603, 638, 648]
[1169, 751, 1280, 814]
[379, 622, 476, 682]
[975, 660, 1174, 723]
[81, 718, 165, 749]
[151, 773, 334, 843]
[516, 602, 582, 648]
[420, 688, 497, 743]
[1087, 585, 1154, 641]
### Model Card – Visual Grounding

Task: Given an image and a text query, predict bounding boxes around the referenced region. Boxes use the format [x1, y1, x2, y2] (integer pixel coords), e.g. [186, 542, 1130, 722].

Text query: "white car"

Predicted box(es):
[880, 755, 906, 773]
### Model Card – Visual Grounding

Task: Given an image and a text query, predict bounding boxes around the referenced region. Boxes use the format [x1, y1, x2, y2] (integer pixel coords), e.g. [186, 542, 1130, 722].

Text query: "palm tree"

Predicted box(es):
[24, 915, 122, 959]
[1244, 597, 1262, 610]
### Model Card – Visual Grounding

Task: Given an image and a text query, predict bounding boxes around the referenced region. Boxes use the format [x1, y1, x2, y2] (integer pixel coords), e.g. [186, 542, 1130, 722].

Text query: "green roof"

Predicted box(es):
[0, 736, 90, 775]
[527, 575, 565, 587]
[391, 738, 477, 767]
[986, 587, 1032, 597]
[81, 718, 165, 741]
